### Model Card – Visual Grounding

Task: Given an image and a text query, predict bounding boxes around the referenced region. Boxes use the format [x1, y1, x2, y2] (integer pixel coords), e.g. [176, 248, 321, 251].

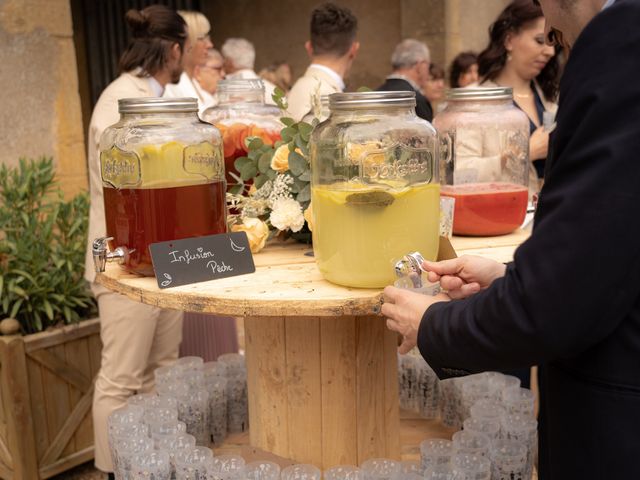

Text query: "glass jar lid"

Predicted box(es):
[446, 86, 513, 101]
[329, 91, 416, 110]
[217, 78, 265, 93]
[118, 97, 198, 113]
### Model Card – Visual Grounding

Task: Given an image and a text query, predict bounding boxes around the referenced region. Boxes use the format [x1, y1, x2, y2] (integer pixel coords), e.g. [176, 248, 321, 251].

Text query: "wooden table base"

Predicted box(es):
[244, 315, 400, 468]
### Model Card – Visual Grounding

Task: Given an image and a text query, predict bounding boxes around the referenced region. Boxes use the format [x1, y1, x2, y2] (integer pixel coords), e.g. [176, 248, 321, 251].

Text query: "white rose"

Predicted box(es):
[269, 198, 305, 232]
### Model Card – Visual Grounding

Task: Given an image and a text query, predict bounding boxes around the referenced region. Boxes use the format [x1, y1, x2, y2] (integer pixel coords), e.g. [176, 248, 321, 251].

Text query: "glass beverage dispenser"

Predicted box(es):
[202, 79, 282, 187]
[309, 91, 440, 288]
[433, 87, 530, 236]
[94, 97, 227, 277]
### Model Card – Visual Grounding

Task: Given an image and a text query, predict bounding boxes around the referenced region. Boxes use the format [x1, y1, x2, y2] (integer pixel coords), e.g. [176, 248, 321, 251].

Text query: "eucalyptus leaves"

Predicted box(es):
[228, 88, 316, 240]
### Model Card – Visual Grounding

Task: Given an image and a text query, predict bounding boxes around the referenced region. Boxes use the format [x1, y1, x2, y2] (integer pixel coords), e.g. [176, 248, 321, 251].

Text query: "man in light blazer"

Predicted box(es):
[383, 0, 640, 477]
[287, 2, 359, 121]
[84, 6, 187, 477]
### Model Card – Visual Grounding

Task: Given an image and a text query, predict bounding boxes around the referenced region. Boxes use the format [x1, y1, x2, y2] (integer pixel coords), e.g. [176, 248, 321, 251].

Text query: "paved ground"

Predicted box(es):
[51, 462, 106, 479]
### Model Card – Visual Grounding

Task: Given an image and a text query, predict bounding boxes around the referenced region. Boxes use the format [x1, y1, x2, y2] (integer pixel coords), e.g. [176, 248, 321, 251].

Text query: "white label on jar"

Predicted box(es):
[360, 144, 434, 183]
[100, 146, 142, 189]
[183, 141, 224, 181]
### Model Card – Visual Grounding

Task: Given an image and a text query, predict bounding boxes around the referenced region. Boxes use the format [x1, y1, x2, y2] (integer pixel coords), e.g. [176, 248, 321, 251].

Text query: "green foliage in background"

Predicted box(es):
[0, 157, 96, 334]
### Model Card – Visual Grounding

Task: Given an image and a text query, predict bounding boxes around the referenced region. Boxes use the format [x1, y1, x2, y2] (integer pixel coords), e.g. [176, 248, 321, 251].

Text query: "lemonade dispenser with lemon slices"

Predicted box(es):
[93, 97, 226, 277]
[309, 91, 440, 288]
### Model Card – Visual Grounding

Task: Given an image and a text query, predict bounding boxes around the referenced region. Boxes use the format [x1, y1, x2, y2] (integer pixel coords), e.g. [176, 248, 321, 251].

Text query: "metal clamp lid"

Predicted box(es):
[446, 86, 513, 101]
[118, 97, 198, 113]
[329, 91, 417, 110]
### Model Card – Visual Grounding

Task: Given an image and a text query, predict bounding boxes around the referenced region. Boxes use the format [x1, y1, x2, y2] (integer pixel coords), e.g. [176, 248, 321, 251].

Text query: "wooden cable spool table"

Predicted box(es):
[96, 229, 530, 468]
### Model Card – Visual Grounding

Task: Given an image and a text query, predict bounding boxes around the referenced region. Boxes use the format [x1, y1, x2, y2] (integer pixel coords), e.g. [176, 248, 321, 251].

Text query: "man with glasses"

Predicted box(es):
[195, 49, 225, 108]
[382, 0, 640, 477]
[376, 39, 433, 121]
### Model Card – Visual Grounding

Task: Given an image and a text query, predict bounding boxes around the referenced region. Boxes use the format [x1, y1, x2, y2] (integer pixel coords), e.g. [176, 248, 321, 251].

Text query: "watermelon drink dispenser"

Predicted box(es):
[433, 87, 530, 236]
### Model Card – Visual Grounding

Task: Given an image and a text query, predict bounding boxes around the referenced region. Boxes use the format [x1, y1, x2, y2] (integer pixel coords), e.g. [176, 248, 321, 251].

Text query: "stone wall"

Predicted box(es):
[0, 0, 86, 197]
[202, 0, 510, 88]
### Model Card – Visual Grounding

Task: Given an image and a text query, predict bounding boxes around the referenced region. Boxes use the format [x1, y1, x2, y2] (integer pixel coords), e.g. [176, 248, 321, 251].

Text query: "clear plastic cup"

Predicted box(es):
[451, 453, 491, 480]
[211, 454, 246, 480]
[501, 414, 538, 475]
[149, 419, 187, 438]
[144, 406, 178, 426]
[420, 438, 453, 473]
[245, 461, 281, 480]
[154, 365, 181, 387]
[218, 353, 246, 376]
[451, 431, 491, 457]
[324, 465, 362, 480]
[175, 356, 205, 372]
[423, 464, 454, 480]
[281, 464, 321, 480]
[149, 395, 179, 411]
[131, 450, 172, 479]
[154, 433, 196, 478]
[174, 446, 214, 480]
[462, 417, 500, 441]
[469, 399, 505, 421]
[501, 387, 535, 417]
[226, 373, 249, 433]
[128, 392, 158, 409]
[204, 360, 229, 379]
[360, 458, 402, 480]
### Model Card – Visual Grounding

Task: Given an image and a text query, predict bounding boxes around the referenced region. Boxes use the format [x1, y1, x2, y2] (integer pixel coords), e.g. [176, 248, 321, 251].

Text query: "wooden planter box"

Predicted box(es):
[0, 318, 102, 479]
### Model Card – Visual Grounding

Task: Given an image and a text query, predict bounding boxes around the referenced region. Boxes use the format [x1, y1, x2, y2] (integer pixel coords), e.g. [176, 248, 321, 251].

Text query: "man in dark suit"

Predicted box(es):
[376, 39, 433, 121]
[382, 0, 640, 478]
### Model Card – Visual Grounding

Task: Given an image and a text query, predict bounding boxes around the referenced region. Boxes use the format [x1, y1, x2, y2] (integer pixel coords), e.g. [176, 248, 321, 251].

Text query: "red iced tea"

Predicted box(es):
[103, 181, 227, 276]
[441, 182, 528, 236]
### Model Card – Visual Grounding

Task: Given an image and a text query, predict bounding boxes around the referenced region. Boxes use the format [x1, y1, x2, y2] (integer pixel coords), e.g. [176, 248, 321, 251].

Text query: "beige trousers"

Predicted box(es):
[91, 284, 183, 472]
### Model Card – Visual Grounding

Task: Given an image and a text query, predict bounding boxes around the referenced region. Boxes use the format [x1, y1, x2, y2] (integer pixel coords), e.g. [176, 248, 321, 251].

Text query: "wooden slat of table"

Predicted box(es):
[96, 230, 529, 317]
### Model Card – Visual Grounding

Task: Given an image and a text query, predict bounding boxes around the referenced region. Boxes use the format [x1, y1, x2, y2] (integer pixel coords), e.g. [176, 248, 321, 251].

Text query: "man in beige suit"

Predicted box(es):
[83, 6, 187, 476]
[287, 2, 359, 121]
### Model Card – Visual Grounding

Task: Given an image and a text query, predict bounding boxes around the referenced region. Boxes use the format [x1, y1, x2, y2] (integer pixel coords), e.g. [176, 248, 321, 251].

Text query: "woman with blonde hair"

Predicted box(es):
[164, 10, 215, 113]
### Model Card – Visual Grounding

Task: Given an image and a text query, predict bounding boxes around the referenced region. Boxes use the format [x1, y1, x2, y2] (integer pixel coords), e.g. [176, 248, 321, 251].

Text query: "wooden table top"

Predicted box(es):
[96, 229, 530, 317]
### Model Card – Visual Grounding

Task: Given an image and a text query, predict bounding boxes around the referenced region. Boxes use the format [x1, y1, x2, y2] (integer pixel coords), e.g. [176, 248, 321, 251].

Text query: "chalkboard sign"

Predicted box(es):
[149, 232, 255, 289]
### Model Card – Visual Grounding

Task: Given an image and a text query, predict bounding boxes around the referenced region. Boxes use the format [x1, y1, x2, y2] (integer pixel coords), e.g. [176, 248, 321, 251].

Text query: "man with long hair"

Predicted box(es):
[84, 6, 187, 476]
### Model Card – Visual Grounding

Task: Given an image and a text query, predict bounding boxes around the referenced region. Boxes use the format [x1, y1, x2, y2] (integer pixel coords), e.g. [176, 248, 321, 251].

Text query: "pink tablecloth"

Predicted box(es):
[180, 313, 239, 361]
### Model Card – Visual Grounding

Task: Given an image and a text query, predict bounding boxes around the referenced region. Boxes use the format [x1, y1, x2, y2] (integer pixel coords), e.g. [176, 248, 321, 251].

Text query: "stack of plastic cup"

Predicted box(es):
[415, 360, 440, 419]
[205, 372, 228, 446]
[245, 461, 282, 480]
[174, 446, 214, 480]
[420, 438, 453, 474]
[486, 374, 520, 402]
[324, 465, 362, 480]
[451, 453, 491, 480]
[175, 389, 210, 446]
[130, 450, 172, 479]
[107, 405, 147, 474]
[489, 440, 528, 480]
[438, 378, 465, 428]
[460, 380, 493, 420]
[154, 432, 196, 477]
[218, 353, 249, 433]
[452, 431, 491, 457]
[398, 354, 440, 419]
[154, 357, 211, 446]
[113, 432, 154, 480]
[360, 459, 402, 480]
[281, 464, 322, 480]
[500, 414, 537, 477]
[128, 393, 159, 410]
[398, 354, 419, 412]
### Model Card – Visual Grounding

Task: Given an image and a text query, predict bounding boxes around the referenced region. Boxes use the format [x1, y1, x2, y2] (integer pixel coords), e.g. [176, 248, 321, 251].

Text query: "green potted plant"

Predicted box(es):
[0, 157, 101, 479]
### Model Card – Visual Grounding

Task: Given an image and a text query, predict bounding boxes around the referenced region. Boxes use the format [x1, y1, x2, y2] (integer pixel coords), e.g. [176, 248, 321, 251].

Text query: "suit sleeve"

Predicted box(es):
[418, 2, 640, 377]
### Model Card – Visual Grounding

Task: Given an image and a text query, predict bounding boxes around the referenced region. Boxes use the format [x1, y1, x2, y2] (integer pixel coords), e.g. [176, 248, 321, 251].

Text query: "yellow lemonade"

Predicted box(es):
[312, 182, 440, 288]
